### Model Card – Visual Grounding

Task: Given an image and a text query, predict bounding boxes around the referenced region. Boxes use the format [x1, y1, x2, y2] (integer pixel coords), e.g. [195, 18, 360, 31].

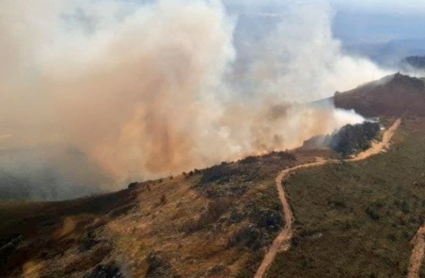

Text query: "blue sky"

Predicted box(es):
[223, 0, 425, 63]
[330, 0, 425, 14]
[224, 0, 425, 15]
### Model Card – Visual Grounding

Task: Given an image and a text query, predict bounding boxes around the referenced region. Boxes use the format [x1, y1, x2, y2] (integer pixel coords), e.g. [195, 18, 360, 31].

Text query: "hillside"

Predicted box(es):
[0, 149, 330, 278]
[0, 116, 406, 278]
[2, 73, 425, 277]
[265, 117, 425, 278]
[5, 1, 425, 278]
[400, 56, 425, 72]
[334, 73, 425, 117]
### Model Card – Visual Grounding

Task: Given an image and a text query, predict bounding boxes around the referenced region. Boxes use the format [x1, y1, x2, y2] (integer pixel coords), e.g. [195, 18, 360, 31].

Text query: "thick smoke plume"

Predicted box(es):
[0, 0, 387, 199]
[241, 2, 390, 102]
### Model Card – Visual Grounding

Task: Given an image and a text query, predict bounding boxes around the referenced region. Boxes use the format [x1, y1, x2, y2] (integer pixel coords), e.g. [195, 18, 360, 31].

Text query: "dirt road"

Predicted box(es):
[351, 118, 402, 161]
[253, 118, 401, 278]
[408, 227, 425, 278]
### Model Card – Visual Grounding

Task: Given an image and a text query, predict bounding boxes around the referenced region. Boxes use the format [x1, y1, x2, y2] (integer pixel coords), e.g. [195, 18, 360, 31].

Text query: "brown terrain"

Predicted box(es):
[2, 73, 425, 278]
[334, 73, 425, 117]
[0, 149, 331, 278]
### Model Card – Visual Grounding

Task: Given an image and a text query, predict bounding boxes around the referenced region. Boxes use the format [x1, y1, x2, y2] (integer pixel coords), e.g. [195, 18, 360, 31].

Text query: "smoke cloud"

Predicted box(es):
[242, 1, 389, 102]
[0, 0, 388, 199]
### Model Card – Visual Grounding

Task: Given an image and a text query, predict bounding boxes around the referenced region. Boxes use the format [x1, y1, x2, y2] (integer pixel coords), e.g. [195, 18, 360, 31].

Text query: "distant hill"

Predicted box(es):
[399, 56, 425, 73]
[334, 73, 425, 117]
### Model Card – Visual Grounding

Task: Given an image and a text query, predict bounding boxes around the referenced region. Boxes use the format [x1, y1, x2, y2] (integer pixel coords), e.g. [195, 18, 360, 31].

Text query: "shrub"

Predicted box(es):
[274, 151, 297, 161]
[127, 182, 139, 190]
[227, 225, 265, 250]
[365, 206, 380, 221]
[199, 198, 233, 224]
[160, 194, 167, 205]
[329, 122, 381, 156]
[181, 198, 233, 233]
[249, 208, 283, 231]
[240, 156, 260, 165]
[200, 164, 241, 185]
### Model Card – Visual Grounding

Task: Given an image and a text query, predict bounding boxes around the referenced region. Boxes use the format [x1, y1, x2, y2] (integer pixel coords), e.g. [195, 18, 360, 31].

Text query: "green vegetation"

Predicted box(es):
[329, 121, 381, 156]
[264, 118, 425, 278]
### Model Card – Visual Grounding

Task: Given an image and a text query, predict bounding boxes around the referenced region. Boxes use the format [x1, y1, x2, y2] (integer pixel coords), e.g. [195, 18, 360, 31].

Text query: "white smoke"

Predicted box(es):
[246, 1, 390, 102]
[0, 0, 387, 198]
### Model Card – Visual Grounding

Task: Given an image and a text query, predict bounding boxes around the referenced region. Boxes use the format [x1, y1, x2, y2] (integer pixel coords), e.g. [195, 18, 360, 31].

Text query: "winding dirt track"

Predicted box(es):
[408, 227, 425, 278]
[254, 118, 402, 278]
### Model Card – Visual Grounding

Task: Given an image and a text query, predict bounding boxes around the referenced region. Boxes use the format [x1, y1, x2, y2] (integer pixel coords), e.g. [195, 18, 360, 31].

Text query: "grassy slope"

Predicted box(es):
[98, 151, 323, 278]
[266, 117, 425, 278]
[0, 150, 325, 278]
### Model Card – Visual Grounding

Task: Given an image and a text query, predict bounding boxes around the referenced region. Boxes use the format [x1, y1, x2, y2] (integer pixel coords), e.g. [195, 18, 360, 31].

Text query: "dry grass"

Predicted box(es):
[0, 148, 325, 277]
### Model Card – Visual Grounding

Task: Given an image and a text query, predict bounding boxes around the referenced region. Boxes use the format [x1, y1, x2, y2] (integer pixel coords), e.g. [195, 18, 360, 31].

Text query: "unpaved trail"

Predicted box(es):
[408, 227, 425, 278]
[253, 160, 328, 278]
[253, 118, 401, 278]
[351, 118, 401, 161]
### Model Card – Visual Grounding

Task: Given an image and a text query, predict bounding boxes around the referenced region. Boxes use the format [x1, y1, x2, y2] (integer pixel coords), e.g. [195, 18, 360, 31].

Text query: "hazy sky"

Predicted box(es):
[330, 0, 425, 14]
[224, 0, 425, 62]
[224, 0, 425, 14]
